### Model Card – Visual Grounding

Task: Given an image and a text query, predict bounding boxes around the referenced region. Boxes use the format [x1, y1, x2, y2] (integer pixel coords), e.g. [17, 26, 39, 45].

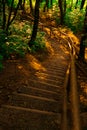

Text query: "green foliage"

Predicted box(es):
[64, 8, 85, 33]
[10, 22, 32, 38]
[30, 31, 46, 53]
[0, 24, 29, 59]
[7, 0, 19, 8]
[6, 36, 28, 57]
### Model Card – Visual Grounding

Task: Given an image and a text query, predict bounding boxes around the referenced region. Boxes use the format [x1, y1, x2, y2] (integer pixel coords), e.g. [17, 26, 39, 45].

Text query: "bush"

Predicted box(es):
[0, 28, 28, 58]
[64, 8, 85, 33]
[30, 31, 46, 53]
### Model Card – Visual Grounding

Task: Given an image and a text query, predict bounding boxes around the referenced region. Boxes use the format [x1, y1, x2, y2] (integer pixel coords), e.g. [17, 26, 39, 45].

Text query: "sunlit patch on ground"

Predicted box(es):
[45, 41, 54, 55]
[26, 54, 46, 71]
[35, 72, 48, 80]
[85, 48, 87, 61]
[80, 95, 87, 105]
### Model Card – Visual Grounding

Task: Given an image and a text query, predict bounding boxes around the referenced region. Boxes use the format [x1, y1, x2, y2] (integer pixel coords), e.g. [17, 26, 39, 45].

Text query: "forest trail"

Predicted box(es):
[0, 33, 70, 129]
[0, 26, 87, 129]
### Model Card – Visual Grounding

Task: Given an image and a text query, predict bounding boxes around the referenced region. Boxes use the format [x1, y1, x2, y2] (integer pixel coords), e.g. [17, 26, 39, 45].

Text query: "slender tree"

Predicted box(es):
[58, 0, 64, 24]
[3, 0, 22, 33]
[0, 0, 2, 12]
[50, 0, 53, 8]
[29, 0, 34, 14]
[43, 0, 49, 12]
[79, 6, 87, 60]
[2, 0, 6, 30]
[80, 0, 86, 10]
[75, 0, 78, 8]
[64, 0, 66, 15]
[28, 0, 40, 47]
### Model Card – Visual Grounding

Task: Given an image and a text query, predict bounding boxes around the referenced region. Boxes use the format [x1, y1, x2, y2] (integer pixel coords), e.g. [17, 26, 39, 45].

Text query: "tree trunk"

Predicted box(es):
[0, 0, 2, 12]
[50, 0, 53, 8]
[79, 35, 86, 60]
[29, 0, 34, 14]
[79, 6, 87, 60]
[64, 0, 66, 15]
[58, 0, 64, 25]
[43, 0, 49, 12]
[28, 0, 40, 47]
[6, 0, 14, 32]
[2, 0, 6, 30]
[80, 0, 86, 10]
[75, 0, 78, 9]
[6, 0, 21, 32]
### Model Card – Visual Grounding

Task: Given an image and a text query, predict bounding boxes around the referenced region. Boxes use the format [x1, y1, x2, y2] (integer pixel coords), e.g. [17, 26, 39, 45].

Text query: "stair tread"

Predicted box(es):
[0, 105, 61, 130]
[11, 92, 58, 102]
[8, 93, 62, 113]
[1, 105, 59, 115]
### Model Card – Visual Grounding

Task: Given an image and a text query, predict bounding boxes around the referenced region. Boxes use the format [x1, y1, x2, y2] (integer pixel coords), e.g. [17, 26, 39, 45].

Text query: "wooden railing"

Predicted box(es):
[61, 38, 81, 130]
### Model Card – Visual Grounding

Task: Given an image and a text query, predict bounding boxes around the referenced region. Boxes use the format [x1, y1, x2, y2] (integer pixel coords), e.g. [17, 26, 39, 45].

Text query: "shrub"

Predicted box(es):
[64, 8, 85, 33]
[30, 31, 46, 53]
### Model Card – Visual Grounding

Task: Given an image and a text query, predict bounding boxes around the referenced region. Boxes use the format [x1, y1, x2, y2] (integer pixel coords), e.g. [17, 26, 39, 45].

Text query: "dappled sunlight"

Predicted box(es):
[80, 81, 87, 106]
[80, 82, 87, 88]
[44, 27, 51, 36]
[26, 54, 46, 71]
[58, 27, 80, 45]
[83, 87, 87, 94]
[60, 45, 70, 54]
[13, 21, 25, 30]
[17, 64, 31, 77]
[45, 41, 54, 55]
[80, 95, 87, 105]
[85, 48, 87, 60]
[35, 72, 48, 80]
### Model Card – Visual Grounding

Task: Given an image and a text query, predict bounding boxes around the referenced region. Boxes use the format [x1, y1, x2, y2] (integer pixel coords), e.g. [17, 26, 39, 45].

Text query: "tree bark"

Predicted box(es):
[79, 35, 86, 60]
[6, 0, 14, 32]
[58, 0, 64, 24]
[79, 6, 87, 60]
[28, 0, 40, 47]
[64, 0, 66, 15]
[2, 0, 6, 30]
[43, 0, 49, 12]
[6, 0, 21, 32]
[29, 0, 34, 14]
[75, 0, 78, 9]
[80, 0, 86, 10]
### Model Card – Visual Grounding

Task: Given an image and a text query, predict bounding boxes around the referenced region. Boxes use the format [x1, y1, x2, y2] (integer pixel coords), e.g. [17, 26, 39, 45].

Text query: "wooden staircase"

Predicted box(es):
[0, 52, 70, 130]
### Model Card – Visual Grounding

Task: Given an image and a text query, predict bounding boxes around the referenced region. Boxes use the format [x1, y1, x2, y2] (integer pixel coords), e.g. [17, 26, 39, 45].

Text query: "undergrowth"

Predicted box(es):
[64, 8, 85, 33]
[0, 21, 47, 71]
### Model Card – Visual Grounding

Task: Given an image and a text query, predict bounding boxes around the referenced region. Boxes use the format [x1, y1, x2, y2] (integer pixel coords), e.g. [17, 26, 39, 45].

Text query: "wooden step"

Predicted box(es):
[32, 72, 64, 85]
[0, 105, 61, 130]
[26, 79, 63, 92]
[30, 77, 63, 86]
[8, 93, 62, 113]
[40, 69, 66, 76]
[18, 86, 61, 100]
[35, 71, 64, 80]
[45, 66, 66, 72]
